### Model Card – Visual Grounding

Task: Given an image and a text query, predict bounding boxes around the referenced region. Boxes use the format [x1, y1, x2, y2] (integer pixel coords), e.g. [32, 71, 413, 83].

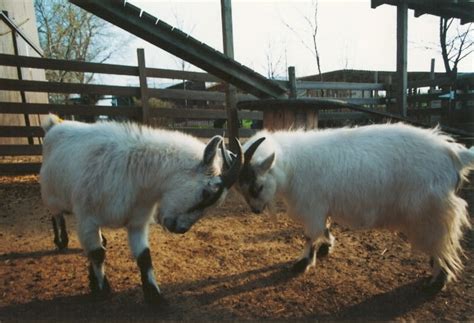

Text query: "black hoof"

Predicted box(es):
[292, 257, 310, 274]
[54, 238, 68, 251]
[423, 271, 447, 294]
[316, 243, 331, 259]
[88, 265, 112, 297]
[143, 285, 167, 306]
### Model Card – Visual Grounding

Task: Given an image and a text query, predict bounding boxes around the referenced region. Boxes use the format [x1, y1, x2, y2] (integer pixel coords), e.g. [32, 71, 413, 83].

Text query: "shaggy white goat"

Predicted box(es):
[231, 123, 473, 291]
[40, 114, 242, 304]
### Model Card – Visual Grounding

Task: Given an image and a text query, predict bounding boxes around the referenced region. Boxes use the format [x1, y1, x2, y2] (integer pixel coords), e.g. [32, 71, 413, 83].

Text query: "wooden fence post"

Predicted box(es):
[430, 58, 435, 109]
[221, 0, 239, 151]
[137, 48, 150, 124]
[288, 66, 297, 99]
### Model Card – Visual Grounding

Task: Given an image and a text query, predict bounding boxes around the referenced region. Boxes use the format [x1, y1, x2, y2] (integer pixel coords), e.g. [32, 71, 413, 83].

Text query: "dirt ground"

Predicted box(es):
[0, 175, 473, 321]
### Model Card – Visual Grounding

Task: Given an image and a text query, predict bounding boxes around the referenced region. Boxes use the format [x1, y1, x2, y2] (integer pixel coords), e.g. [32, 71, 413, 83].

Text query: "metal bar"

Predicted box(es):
[68, 0, 287, 99]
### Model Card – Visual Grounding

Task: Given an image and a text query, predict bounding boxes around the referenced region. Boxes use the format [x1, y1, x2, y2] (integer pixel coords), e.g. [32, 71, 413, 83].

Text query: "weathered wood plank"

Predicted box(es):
[0, 102, 139, 117]
[149, 107, 262, 120]
[0, 163, 42, 175]
[283, 109, 295, 129]
[146, 67, 221, 82]
[0, 53, 138, 75]
[0, 53, 224, 82]
[0, 126, 44, 138]
[150, 88, 225, 101]
[137, 49, 150, 124]
[0, 145, 42, 156]
[173, 127, 256, 138]
[0, 78, 140, 96]
[296, 81, 385, 91]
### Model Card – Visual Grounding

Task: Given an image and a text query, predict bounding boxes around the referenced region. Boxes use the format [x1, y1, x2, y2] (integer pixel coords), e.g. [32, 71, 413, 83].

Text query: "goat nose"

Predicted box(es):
[163, 217, 188, 234]
[251, 206, 262, 214]
[174, 225, 189, 234]
[163, 217, 177, 232]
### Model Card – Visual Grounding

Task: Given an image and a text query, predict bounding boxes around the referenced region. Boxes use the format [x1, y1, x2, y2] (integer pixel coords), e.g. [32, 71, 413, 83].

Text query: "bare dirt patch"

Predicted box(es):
[1, 175, 473, 321]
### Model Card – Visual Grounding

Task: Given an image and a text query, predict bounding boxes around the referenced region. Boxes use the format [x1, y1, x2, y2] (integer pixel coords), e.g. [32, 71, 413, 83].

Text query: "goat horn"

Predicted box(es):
[244, 137, 266, 166]
[220, 140, 234, 170]
[221, 137, 244, 188]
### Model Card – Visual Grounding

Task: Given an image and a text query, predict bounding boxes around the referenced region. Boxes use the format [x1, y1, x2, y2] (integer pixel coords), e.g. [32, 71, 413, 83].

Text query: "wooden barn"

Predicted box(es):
[0, 0, 48, 144]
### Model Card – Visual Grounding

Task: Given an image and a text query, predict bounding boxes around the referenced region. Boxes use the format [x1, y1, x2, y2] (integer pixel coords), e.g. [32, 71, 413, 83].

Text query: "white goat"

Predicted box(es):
[40, 114, 242, 304]
[232, 123, 474, 291]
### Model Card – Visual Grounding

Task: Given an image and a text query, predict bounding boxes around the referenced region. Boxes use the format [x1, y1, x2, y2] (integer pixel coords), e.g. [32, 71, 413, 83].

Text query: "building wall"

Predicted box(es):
[0, 0, 48, 144]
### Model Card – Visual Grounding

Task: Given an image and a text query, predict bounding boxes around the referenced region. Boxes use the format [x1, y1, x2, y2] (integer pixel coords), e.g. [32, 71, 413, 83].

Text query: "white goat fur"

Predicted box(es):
[40, 115, 231, 298]
[241, 123, 474, 283]
[41, 118, 226, 238]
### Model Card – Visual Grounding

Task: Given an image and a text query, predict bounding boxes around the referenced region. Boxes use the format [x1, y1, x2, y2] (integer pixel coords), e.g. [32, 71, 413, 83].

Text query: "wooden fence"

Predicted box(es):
[1, 50, 472, 175]
[0, 49, 265, 174]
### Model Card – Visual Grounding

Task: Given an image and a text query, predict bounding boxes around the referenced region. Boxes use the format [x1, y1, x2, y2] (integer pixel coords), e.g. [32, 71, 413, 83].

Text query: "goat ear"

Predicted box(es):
[256, 153, 275, 175]
[203, 136, 223, 166]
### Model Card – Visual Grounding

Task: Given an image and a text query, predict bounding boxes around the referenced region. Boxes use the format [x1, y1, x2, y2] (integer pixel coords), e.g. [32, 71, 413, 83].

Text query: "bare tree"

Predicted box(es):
[439, 18, 473, 77]
[263, 40, 287, 79]
[170, 10, 196, 109]
[171, 10, 196, 74]
[35, 0, 122, 102]
[282, 0, 323, 81]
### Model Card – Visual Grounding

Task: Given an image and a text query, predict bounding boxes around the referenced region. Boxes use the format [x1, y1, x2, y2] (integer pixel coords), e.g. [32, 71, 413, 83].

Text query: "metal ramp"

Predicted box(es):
[69, 0, 287, 99]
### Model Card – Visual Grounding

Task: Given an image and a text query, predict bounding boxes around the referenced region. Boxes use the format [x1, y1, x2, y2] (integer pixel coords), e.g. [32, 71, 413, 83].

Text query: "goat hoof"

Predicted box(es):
[143, 287, 167, 306]
[316, 243, 331, 259]
[54, 239, 68, 251]
[423, 272, 447, 294]
[88, 265, 112, 297]
[292, 258, 310, 274]
[90, 278, 112, 300]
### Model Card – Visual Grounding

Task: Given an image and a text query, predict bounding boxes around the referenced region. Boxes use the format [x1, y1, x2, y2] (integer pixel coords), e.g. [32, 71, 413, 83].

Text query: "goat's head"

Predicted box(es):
[224, 136, 276, 214]
[158, 136, 243, 234]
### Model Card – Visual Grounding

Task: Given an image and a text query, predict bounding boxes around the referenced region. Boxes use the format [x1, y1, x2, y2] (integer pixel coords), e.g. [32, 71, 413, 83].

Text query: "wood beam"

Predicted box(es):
[396, 1, 408, 117]
[221, 0, 240, 149]
[69, 0, 286, 99]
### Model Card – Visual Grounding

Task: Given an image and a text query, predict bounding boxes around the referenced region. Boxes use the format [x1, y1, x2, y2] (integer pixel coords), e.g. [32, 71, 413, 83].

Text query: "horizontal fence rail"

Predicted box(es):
[1, 53, 473, 175]
[0, 102, 140, 117]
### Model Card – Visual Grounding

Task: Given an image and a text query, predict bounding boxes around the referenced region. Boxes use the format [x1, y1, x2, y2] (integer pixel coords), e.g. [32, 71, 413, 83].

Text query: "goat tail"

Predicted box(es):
[435, 193, 471, 283]
[42, 114, 63, 133]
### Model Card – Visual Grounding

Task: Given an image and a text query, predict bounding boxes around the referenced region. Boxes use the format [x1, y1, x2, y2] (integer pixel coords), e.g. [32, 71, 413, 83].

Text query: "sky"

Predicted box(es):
[101, 0, 473, 86]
